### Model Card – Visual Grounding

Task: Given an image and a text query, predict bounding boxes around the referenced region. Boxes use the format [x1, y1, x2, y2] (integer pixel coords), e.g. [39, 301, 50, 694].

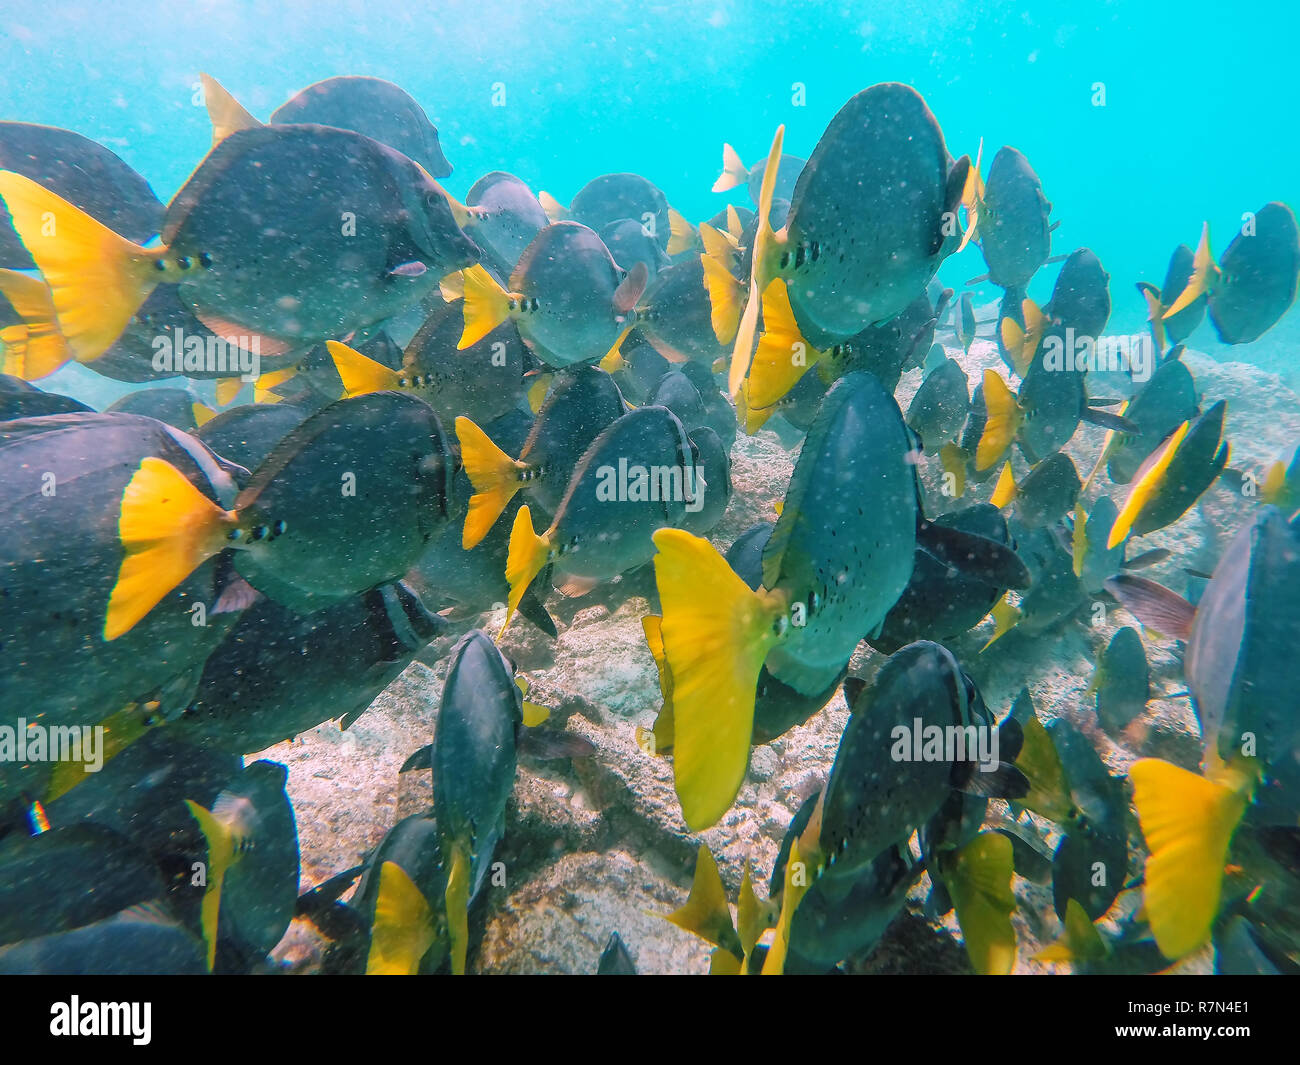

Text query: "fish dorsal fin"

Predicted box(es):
[200, 74, 262, 147]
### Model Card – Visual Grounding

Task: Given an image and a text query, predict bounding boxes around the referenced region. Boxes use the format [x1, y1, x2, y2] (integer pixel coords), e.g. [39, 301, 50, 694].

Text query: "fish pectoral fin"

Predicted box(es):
[327, 339, 399, 397]
[502, 505, 553, 639]
[0, 171, 159, 362]
[1130, 758, 1248, 960]
[366, 862, 436, 976]
[516, 582, 558, 638]
[613, 261, 648, 314]
[651, 528, 781, 831]
[946, 831, 1017, 976]
[105, 457, 237, 641]
[455, 415, 527, 549]
[200, 73, 262, 145]
[192, 310, 294, 358]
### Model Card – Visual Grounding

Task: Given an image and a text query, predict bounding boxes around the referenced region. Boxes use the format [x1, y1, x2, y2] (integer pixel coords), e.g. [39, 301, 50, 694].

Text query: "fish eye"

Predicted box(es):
[198, 251, 213, 268]
[273, 519, 287, 536]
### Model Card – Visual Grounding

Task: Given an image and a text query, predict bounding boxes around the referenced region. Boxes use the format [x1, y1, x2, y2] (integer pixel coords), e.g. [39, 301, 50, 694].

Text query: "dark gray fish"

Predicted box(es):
[1011, 452, 1080, 529]
[1208, 202, 1300, 345]
[635, 256, 729, 365]
[174, 580, 446, 754]
[0, 412, 244, 743]
[465, 171, 549, 276]
[680, 426, 730, 537]
[602, 218, 671, 279]
[0, 124, 479, 364]
[907, 355, 969, 450]
[105, 387, 205, 432]
[566, 173, 671, 251]
[270, 75, 453, 177]
[977, 146, 1052, 291]
[869, 504, 1015, 655]
[1105, 355, 1199, 485]
[818, 642, 1026, 893]
[0, 121, 162, 269]
[0, 901, 205, 975]
[0, 373, 92, 419]
[229, 392, 456, 614]
[194, 401, 306, 471]
[0, 824, 163, 946]
[1094, 626, 1149, 733]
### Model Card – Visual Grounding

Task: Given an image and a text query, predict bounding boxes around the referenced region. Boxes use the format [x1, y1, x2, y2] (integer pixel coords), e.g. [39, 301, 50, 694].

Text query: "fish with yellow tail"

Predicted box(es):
[729, 83, 971, 400]
[458, 223, 646, 369]
[1105, 507, 1300, 960]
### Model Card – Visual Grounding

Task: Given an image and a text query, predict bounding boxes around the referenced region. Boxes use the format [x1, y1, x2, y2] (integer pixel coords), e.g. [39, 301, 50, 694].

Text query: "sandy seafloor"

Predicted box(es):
[221, 327, 1300, 976]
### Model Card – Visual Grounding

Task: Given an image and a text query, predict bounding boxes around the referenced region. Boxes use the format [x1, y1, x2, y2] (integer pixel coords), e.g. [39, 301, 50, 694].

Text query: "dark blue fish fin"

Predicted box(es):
[1080, 407, 1138, 433]
[924, 879, 954, 920]
[916, 519, 1031, 589]
[842, 675, 868, 709]
[399, 744, 434, 773]
[958, 762, 1030, 800]
[934, 154, 971, 255]
[998, 714, 1025, 764]
[517, 578, 558, 638]
[597, 931, 638, 975]
[517, 727, 595, 761]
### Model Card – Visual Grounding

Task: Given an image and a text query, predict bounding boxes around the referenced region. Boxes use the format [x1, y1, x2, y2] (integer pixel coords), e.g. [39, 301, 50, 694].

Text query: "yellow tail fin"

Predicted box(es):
[745, 279, 819, 416]
[526, 372, 552, 413]
[458, 264, 513, 349]
[366, 861, 436, 976]
[640, 614, 675, 754]
[455, 415, 527, 549]
[975, 369, 1023, 471]
[502, 504, 552, 638]
[253, 366, 296, 404]
[0, 171, 160, 362]
[1163, 223, 1218, 319]
[215, 377, 244, 407]
[445, 843, 471, 976]
[439, 269, 465, 302]
[184, 798, 236, 972]
[43, 701, 160, 803]
[980, 594, 1021, 651]
[939, 442, 968, 498]
[0, 269, 72, 379]
[729, 126, 785, 398]
[191, 402, 217, 428]
[327, 339, 400, 397]
[990, 460, 1017, 508]
[663, 845, 740, 952]
[106, 457, 239, 641]
[667, 207, 697, 255]
[735, 381, 774, 435]
[200, 73, 261, 146]
[956, 138, 984, 254]
[947, 831, 1017, 975]
[1137, 281, 1167, 353]
[537, 190, 569, 223]
[698, 221, 738, 265]
[651, 528, 784, 831]
[761, 839, 811, 975]
[700, 252, 743, 346]
[712, 143, 749, 194]
[1107, 421, 1190, 548]
[1130, 758, 1249, 959]
[725, 204, 744, 241]
[1262, 459, 1288, 505]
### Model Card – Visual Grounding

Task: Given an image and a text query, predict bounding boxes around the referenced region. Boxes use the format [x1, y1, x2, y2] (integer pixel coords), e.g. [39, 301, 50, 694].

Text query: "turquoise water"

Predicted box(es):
[4, 0, 1296, 336]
